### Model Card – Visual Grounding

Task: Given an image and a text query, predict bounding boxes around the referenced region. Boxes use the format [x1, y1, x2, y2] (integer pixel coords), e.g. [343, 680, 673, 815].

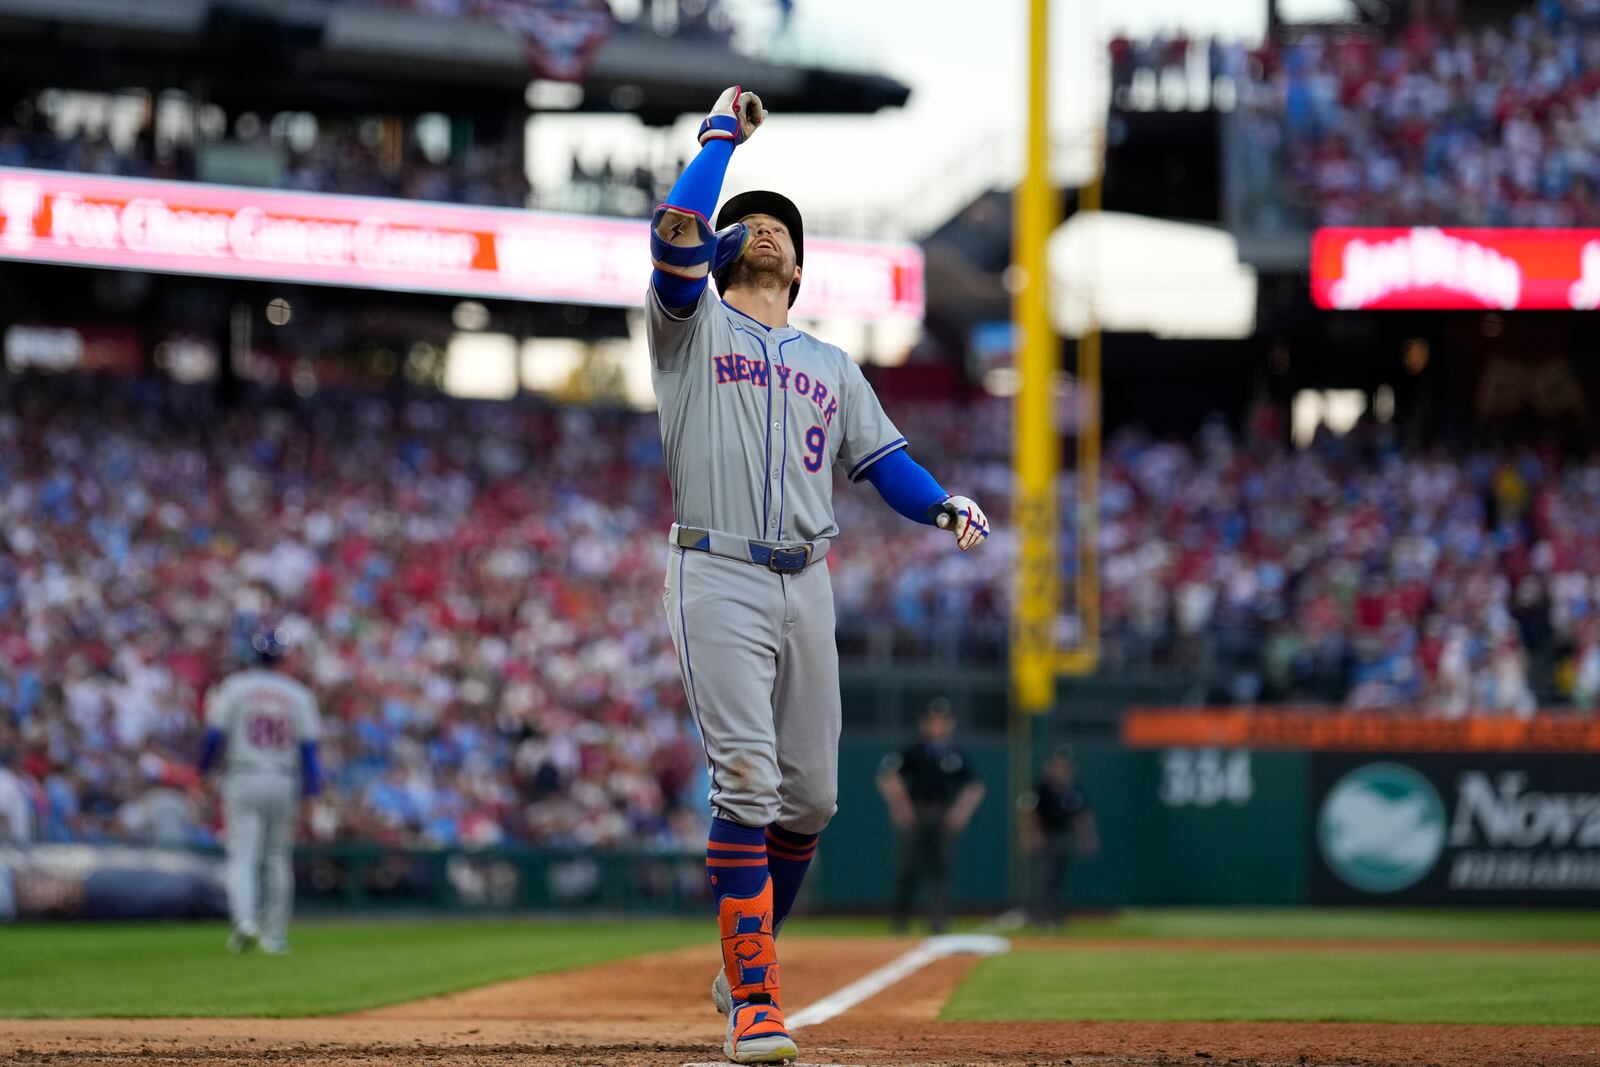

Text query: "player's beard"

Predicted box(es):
[725, 247, 794, 295]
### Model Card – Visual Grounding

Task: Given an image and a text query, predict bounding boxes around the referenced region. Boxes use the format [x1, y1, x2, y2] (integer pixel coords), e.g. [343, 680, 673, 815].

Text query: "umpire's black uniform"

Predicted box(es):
[878, 729, 980, 933]
[1020, 749, 1096, 925]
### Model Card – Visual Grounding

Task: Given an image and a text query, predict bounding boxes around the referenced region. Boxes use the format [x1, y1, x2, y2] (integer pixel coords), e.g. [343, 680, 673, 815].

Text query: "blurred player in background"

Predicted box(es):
[1020, 746, 1098, 927]
[199, 630, 321, 954]
[877, 698, 986, 934]
[647, 86, 990, 1063]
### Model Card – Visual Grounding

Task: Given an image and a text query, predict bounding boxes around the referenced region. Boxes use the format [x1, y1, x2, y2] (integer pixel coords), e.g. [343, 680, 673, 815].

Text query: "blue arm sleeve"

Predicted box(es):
[861, 448, 949, 526]
[198, 728, 223, 774]
[650, 140, 734, 308]
[299, 741, 322, 797]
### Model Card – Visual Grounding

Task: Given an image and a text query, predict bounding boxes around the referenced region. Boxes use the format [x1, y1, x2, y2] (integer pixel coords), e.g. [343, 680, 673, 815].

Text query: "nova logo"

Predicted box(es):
[1319, 763, 1447, 893]
[1450, 772, 1600, 849]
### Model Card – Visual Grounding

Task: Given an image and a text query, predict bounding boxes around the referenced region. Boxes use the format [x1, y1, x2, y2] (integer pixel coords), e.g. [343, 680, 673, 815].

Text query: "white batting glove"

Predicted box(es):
[932, 495, 990, 551]
[698, 85, 766, 147]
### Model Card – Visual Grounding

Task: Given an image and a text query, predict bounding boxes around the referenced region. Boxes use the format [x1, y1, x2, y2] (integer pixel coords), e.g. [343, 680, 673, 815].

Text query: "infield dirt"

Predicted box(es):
[2, 936, 1595, 1067]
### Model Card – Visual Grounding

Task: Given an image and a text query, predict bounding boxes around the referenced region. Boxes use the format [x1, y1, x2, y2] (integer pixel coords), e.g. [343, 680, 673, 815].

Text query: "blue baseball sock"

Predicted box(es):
[707, 816, 769, 904]
[764, 824, 819, 935]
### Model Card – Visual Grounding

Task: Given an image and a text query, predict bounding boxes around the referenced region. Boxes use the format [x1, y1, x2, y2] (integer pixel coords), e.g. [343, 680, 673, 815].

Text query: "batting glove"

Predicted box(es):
[699, 85, 766, 148]
[931, 495, 990, 551]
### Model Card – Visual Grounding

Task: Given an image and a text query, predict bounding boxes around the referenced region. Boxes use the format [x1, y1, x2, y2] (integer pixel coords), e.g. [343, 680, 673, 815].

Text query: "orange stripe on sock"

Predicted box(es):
[706, 840, 768, 853]
[706, 857, 770, 867]
[765, 845, 815, 862]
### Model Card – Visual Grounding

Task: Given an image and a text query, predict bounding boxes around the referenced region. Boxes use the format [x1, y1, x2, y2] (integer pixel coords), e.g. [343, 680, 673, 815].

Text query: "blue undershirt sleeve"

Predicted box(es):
[198, 728, 223, 774]
[650, 140, 735, 308]
[861, 448, 949, 526]
[299, 741, 322, 797]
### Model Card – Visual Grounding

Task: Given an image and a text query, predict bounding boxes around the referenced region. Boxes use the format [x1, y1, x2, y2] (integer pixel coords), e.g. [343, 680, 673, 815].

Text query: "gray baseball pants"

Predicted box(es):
[223, 771, 297, 946]
[663, 543, 841, 834]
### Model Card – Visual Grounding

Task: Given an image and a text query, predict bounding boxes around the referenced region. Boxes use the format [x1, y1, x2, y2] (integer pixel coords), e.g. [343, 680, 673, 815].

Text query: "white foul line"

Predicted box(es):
[784, 943, 943, 1030]
[682, 932, 1011, 1064]
[786, 932, 1010, 1031]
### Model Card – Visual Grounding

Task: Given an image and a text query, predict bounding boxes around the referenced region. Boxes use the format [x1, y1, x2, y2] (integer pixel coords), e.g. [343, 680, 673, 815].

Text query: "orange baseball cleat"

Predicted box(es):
[716, 878, 797, 1063]
[723, 993, 797, 1064]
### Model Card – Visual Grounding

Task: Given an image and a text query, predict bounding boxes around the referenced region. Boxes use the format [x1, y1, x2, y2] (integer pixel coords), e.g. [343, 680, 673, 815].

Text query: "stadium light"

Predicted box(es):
[444, 333, 518, 400]
[452, 301, 491, 331]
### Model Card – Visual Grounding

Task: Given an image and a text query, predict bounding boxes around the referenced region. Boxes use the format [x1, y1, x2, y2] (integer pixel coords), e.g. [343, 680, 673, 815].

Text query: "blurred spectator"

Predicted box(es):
[0, 760, 33, 842]
[1567, 620, 1600, 708]
[1109, 30, 1251, 111]
[1234, 1, 1600, 227]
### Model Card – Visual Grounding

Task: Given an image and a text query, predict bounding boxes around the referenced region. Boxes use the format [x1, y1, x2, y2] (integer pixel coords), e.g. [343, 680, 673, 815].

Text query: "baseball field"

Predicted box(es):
[2, 909, 1597, 1066]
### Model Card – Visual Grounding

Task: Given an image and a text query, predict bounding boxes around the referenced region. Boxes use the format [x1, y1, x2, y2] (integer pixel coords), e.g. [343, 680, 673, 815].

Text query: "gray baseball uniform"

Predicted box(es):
[205, 669, 319, 948]
[650, 285, 906, 834]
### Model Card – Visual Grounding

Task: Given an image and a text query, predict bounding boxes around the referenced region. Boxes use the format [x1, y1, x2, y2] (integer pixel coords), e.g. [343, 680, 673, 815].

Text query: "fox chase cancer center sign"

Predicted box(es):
[1311, 227, 1600, 310]
[1312, 754, 1600, 904]
[0, 167, 922, 321]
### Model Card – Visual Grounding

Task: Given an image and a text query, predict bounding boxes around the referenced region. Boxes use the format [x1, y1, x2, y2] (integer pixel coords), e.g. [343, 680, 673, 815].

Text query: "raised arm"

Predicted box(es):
[650, 86, 766, 312]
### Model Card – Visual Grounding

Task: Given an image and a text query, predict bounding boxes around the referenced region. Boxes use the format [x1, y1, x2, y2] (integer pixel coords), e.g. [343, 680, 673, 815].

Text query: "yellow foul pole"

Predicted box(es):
[1059, 157, 1102, 676]
[1011, 0, 1058, 715]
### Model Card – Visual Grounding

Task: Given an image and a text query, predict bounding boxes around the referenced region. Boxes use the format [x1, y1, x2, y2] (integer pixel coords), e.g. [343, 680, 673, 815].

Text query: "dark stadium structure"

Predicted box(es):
[0, 0, 908, 121]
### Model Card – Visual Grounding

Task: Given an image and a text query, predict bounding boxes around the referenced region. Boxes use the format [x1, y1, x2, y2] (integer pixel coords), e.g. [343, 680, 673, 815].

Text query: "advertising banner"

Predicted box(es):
[1311, 227, 1600, 310]
[1123, 708, 1600, 753]
[0, 168, 924, 321]
[0, 845, 226, 921]
[1311, 754, 1600, 904]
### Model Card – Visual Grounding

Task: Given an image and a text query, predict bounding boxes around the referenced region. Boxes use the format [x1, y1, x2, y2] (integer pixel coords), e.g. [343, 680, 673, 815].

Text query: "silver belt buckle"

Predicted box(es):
[765, 543, 811, 573]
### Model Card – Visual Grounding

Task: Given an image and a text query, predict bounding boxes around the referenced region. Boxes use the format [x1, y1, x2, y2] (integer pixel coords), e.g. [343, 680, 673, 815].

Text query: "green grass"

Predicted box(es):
[1020, 907, 1600, 943]
[0, 918, 709, 1018]
[942, 945, 1600, 1026]
[941, 908, 1600, 1026]
[7, 909, 1599, 1023]
[0, 914, 914, 1019]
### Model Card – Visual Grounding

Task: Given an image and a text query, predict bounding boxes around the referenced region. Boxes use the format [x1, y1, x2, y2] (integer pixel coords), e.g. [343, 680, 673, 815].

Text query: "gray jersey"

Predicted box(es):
[648, 286, 906, 542]
[205, 670, 319, 781]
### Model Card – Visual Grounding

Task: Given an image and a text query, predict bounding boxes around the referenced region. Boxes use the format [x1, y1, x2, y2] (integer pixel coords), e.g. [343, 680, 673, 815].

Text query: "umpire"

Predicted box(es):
[876, 698, 984, 933]
[1020, 746, 1098, 926]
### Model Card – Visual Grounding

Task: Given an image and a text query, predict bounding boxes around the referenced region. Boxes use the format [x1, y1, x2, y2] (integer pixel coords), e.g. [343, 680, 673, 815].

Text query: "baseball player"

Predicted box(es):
[198, 629, 321, 954]
[647, 86, 991, 1064]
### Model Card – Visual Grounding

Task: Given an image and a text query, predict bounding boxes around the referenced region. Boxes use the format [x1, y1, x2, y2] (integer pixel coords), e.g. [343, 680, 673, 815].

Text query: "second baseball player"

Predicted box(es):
[199, 629, 322, 955]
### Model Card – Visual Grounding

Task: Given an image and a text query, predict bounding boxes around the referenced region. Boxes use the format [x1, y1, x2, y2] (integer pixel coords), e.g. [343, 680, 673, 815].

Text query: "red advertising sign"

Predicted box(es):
[1311, 227, 1600, 310]
[1123, 707, 1600, 752]
[0, 168, 924, 321]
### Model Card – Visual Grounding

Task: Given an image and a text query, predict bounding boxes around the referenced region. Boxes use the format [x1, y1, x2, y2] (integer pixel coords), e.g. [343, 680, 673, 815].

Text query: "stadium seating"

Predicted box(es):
[2, 377, 1598, 848]
[0, 117, 531, 208]
[1234, 0, 1600, 228]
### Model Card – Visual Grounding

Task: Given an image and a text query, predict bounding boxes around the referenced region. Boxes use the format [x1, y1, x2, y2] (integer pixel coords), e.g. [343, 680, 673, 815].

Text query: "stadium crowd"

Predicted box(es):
[1234, 0, 1600, 227]
[0, 117, 532, 209]
[2, 378, 1598, 850]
